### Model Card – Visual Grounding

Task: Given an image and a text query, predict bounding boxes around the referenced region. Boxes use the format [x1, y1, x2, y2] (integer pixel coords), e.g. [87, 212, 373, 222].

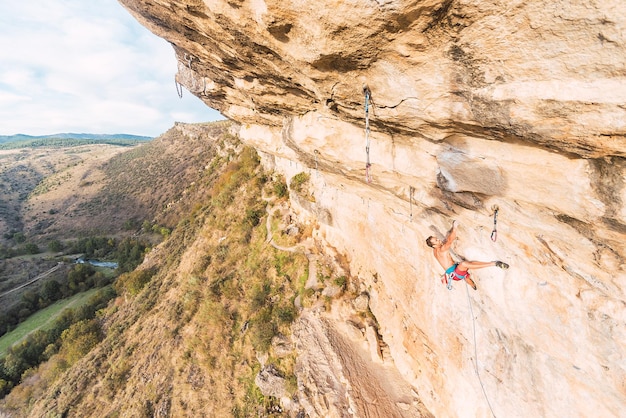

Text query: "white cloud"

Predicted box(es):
[0, 91, 31, 106]
[0, 0, 223, 137]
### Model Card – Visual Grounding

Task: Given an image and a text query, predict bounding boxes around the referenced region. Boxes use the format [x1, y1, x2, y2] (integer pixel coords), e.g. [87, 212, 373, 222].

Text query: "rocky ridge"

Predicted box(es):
[119, 1, 626, 417]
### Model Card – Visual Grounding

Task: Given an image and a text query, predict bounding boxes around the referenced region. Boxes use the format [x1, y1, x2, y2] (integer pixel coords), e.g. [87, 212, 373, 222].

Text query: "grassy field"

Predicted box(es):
[0, 287, 101, 356]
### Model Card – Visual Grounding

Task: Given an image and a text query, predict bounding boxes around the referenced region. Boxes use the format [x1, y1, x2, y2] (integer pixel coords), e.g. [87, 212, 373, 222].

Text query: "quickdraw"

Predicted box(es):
[490, 205, 499, 242]
[409, 186, 415, 221]
[364, 89, 371, 182]
[314, 149, 319, 177]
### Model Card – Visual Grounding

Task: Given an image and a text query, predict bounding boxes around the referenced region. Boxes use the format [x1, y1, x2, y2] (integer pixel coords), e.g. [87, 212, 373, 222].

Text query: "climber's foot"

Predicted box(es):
[495, 261, 509, 269]
[465, 276, 477, 290]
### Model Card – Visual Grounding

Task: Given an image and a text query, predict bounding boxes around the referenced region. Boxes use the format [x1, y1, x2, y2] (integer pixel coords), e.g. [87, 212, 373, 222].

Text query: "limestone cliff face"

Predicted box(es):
[120, 1, 626, 417]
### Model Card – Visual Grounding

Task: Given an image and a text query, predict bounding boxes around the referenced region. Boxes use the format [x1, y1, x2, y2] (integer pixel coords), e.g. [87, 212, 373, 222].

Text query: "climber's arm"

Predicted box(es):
[441, 221, 458, 251]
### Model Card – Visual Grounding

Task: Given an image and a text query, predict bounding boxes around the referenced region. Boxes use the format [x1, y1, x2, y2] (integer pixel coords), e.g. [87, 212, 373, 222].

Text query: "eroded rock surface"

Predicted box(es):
[119, 1, 626, 417]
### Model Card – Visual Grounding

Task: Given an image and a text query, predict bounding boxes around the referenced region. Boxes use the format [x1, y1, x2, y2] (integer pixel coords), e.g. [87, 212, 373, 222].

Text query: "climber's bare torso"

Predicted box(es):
[431, 237, 455, 270]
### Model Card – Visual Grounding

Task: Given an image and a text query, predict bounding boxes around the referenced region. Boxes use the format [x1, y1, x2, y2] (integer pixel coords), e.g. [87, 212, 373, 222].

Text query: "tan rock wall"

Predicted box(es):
[121, 0, 626, 157]
[119, 0, 626, 416]
[241, 113, 625, 417]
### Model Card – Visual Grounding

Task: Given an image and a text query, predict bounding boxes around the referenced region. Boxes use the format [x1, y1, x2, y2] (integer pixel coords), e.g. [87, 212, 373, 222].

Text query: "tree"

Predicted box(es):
[41, 280, 62, 303]
[22, 243, 39, 254]
[12, 232, 25, 243]
[60, 320, 102, 365]
[20, 290, 39, 310]
[2, 352, 26, 381]
[142, 220, 153, 233]
[68, 264, 95, 292]
[47, 240, 63, 252]
[0, 378, 11, 398]
[116, 238, 148, 273]
[114, 268, 156, 296]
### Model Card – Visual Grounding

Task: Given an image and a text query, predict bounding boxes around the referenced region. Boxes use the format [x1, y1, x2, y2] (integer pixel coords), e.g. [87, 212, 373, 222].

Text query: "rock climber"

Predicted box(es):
[426, 220, 509, 290]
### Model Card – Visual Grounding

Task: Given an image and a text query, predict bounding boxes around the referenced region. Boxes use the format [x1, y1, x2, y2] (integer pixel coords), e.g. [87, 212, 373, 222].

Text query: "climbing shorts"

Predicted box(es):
[444, 264, 470, 290]
[445, 264, 469, 280]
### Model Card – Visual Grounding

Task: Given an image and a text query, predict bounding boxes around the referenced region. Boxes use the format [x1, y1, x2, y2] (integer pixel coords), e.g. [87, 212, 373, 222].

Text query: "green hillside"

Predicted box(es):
[0, 123, 321, 417]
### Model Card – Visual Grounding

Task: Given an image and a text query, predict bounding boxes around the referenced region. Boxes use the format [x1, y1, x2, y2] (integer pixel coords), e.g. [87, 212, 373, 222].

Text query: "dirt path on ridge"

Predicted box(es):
[263, 195, 318, 289]
[264, 194, 432, 417]
[0, 262, 63, 298]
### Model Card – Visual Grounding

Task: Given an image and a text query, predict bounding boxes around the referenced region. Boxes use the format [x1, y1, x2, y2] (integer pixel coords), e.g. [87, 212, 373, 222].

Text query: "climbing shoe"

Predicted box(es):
[495, 261, 509, 269]
[465, 276, 477, 290]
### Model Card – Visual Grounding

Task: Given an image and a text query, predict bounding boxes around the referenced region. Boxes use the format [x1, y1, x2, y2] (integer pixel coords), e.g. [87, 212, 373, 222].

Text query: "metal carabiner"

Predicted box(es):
[490, 205, 499, 242]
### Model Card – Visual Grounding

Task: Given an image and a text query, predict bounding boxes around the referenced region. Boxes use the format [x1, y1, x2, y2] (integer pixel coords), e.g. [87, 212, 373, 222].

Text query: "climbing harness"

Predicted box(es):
[364, 86, 372, 183]
[465, 283, 498, 417]
[490, 205, 499, 242]
[409, 186, 415, 221]
[443, 267, 470, 291]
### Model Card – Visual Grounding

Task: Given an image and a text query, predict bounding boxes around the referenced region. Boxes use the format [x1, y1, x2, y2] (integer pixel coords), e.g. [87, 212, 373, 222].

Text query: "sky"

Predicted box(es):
[0, 0, 224, 137]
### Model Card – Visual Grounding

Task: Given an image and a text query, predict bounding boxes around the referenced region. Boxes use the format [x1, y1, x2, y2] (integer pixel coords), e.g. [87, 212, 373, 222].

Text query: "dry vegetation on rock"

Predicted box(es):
[1, 128, 319, 417]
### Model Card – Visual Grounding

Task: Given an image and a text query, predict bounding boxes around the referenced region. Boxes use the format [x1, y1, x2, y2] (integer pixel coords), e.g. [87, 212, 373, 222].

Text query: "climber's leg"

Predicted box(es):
[457, 260, 509, 271]
[457, 260, 496, 271]
[464, 275, 477, 290]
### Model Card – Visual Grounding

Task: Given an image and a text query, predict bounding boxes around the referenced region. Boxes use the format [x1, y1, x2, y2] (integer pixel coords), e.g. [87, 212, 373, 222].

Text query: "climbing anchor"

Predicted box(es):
[182, 52, 198, 92]
[184, 52, 193, 69]
[490, 205, 499, 242]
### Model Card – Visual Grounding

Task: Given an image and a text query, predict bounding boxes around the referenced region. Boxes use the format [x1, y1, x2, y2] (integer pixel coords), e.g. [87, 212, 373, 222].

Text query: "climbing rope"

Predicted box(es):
[314, 149, 319, 177]
[409, 186, 415, 221]
[465, 283, 497, 418]
[175, 78, 183, 98]
[364, 86, 372, 183]
[490, 205, 499, 242]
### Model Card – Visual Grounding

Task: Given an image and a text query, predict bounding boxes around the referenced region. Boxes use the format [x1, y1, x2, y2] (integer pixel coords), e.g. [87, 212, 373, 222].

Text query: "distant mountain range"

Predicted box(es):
[0, 133, 153, 144]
